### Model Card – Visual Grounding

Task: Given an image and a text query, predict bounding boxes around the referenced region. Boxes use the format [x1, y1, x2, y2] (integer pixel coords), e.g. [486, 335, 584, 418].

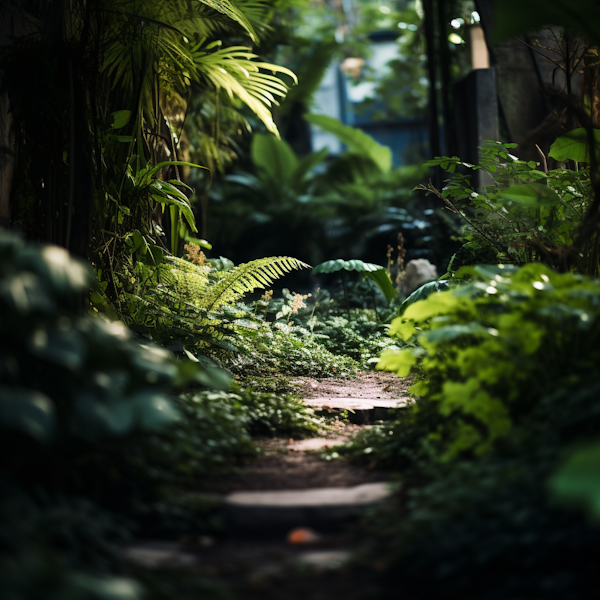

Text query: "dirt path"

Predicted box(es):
[126, 370, 408, 598]
[196, 370, 404, 494]
[290, 370, 410, 400]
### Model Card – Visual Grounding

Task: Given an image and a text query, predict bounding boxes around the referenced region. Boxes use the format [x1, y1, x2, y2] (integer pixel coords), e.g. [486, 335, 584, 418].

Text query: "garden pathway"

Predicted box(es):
[124, 371, 410, 598]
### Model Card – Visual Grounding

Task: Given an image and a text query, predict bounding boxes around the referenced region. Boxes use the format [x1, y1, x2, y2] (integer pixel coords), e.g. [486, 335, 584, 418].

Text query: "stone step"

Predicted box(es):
[286, 437, 347, 452]
[224, 482, 393, 536]
[303, 397, 411, 424]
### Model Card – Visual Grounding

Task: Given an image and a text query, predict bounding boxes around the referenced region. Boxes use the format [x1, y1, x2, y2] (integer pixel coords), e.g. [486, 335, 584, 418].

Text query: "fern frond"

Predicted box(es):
[204, 256, 310, 312]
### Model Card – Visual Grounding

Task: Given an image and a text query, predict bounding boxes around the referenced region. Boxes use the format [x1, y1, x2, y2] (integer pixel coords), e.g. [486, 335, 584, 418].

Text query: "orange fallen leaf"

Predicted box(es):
[286, 527, 321, 544]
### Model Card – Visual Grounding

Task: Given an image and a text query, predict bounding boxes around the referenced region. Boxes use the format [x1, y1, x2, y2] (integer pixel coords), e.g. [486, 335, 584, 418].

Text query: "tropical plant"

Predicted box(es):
[418, 139, 600, 276]
[305, 113, 393, 173]
[312, 259, 397, 318]
[1, 0, 298, 296]
[342, 261, 600, 600]
[110, 247, 310, 362]
[207, 116, 450, 269]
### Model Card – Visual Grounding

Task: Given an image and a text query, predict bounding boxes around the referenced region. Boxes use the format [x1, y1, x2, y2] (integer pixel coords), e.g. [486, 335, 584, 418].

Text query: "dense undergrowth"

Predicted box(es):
[341, 145, 600, 597]
[0, 228, 387, 600]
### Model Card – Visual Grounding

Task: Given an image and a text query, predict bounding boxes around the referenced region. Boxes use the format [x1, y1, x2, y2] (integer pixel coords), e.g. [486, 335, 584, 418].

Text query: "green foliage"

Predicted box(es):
[419, 140, 600, 276]
[232, 385, 323, 438]
[550, 440, 600, 520]
[0, 232, 235, 600]
[304, 114, 393, 172]
[228, 316, 360, 379]
[549, 128, 600, 163]
[209, 116, 454, 271]
[0, 232, 204, 449]
[400, 280, 450, 314]
[347, 262, 600, 599]
[203, 256, 310, 312]
[378, 263, 600, 459]
[312, 259, 383, 274]
[313, 259, 397, 305]
[311, 313, 396, 363]
[114, 252, 309, 365]
[142, 386, 322, 484]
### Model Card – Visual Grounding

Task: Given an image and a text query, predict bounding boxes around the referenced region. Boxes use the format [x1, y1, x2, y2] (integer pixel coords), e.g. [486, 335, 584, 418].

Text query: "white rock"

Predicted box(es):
[402, 259, 438, 296]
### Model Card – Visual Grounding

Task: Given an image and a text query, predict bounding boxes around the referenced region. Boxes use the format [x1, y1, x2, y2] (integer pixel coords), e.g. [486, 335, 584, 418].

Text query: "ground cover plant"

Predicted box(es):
[0, 230, 334, 599]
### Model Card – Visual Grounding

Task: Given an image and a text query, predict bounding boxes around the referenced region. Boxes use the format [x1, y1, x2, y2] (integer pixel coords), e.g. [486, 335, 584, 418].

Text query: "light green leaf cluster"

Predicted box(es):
[377, 263, 600, 458]
[150, 254, 310, 314]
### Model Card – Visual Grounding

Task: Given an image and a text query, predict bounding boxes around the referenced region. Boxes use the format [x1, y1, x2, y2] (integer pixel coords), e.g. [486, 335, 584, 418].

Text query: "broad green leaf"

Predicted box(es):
[312, 259, 385, 274]
[109, 110, 132, 130]
[130, 343, 178, 384]
[0, 273, 52, 314]
[403, 291, 461, 321]
[548, 128, 600, 163]
[74, 391, 135, 437]
[421, 323, 493, 344]
[498, 183, 561, 208]
[454, 264, 517, 282]
[132, 391, 180, 431]
[141, 244, 164, 266]
[305, 114, 393, 173]
[400, 280, 449, 313]
[150, 191, 197, 233]
[29, 327, 86, 371]
[364, 269, 397, 304]
[15, 245, 93, 295]
[377, 348, 419, 377]
[292, 147, 329, 188]
[251, 134, 298, 183]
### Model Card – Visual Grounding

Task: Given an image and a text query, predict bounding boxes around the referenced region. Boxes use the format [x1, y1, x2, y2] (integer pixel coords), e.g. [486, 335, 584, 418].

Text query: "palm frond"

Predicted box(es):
[191, 44, 297, 136]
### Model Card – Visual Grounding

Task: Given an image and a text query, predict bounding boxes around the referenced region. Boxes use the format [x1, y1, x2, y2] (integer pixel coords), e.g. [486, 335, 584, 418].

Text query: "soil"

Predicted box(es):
[194, 372, 406, 494]
[196, 428, 389, 494]
[290, 370, 410, 400]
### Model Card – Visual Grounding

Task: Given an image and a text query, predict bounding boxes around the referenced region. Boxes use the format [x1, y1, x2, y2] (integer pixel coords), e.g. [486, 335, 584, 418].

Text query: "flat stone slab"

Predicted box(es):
[122, 542, 197, 569]
[226, 482, 390, 508]
[224, 483, 392, 535]
[295, 550, 351, 570]
[304, 397, 411, 409]
[286, 437, 347, 452]
[303, 397, 412, 423]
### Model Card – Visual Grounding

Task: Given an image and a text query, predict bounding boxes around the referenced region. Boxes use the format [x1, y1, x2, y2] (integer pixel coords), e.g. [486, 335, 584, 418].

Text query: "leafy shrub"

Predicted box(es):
[349, 263, 600, 599]
[419, 139, 599, 276]
[227, 320, 360, 378]
[0, 232, 199, 470]
[234, 386, 323, 437]
[378, 263, 600, 459]
[0, 231, 198, 600]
